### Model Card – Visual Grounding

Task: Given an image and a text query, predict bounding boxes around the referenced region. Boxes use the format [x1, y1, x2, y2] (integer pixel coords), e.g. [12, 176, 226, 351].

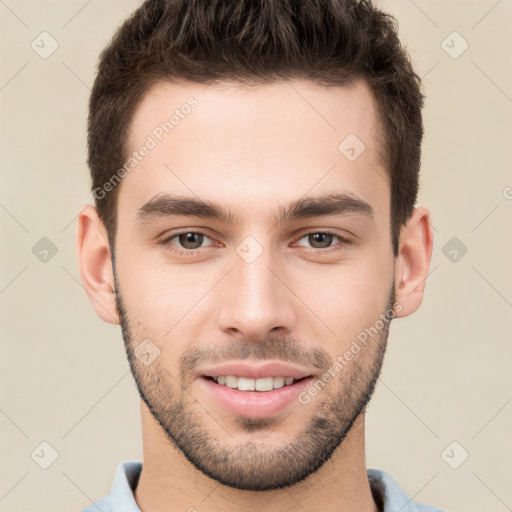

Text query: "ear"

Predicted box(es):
[393, 206, 434, 318]
[76, 204, 120, 325]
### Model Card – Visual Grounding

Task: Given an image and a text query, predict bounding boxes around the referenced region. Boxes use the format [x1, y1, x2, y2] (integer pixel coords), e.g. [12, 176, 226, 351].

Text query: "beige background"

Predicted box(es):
[1, 1, 511, 511]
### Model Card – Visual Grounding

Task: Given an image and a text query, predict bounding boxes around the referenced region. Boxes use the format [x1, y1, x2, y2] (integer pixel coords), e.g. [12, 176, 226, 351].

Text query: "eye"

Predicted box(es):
[162, 230, 215, 253]
[294, 230, 351, 250]
[160, 228, 352, 257]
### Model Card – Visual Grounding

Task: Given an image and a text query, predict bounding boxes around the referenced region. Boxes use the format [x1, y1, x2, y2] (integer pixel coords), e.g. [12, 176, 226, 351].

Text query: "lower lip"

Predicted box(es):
[198, 376, 314, 418]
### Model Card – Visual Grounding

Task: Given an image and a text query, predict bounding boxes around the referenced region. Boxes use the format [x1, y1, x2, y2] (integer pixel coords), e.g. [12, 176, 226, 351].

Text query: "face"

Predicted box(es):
[111, 78, 398, 491]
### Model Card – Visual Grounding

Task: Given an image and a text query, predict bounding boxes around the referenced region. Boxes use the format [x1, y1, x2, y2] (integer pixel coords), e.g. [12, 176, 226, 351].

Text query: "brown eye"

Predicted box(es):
[175, 232, 205, 250]
[295, 231, 349, 250]
[162, 230, 214, 254]
[307, 232, 335, 249]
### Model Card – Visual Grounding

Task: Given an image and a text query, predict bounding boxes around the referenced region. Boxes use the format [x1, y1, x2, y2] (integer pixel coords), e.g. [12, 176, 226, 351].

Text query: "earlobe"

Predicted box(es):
[393, 206, 434, 318]
[75, 204, 120, 325]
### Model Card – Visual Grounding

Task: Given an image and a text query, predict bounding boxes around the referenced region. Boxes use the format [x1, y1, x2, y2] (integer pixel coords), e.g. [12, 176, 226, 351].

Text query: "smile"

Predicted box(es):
[209, 375, 299, 391]
[199, 375, 315, 418]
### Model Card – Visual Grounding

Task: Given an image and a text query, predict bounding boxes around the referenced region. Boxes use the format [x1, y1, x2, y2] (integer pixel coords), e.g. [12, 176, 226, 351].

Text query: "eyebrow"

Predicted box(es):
[135, 192, 374, 225]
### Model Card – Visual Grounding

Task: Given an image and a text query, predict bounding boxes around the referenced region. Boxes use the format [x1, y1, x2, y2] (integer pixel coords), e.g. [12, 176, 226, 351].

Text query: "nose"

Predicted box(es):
[216, 241, 297, 342]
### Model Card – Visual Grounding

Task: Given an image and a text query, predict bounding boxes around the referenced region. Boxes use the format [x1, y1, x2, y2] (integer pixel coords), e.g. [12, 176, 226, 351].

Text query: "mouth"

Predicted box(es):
[198, 374, 315, 418]
[203, 375, 309, 391]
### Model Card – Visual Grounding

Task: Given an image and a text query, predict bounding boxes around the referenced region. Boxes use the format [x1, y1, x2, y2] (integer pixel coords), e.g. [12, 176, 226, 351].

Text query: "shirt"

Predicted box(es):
[81, 460, 445, 512]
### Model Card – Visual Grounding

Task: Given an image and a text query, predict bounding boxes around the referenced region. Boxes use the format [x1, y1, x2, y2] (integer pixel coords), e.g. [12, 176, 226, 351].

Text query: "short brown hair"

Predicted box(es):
[88, 0, 425, 256]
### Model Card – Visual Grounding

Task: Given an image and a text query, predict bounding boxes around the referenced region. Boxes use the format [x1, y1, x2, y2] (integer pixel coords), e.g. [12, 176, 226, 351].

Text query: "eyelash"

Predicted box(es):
[161, 229, 352, 256]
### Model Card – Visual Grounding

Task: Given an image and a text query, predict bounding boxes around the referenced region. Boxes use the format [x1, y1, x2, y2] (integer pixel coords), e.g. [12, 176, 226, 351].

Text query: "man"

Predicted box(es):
[77, 0, 442, 510]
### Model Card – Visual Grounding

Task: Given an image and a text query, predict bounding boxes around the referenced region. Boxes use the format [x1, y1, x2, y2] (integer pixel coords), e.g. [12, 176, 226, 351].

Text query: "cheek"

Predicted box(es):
[296, 255, 393, 342]
[117, 255, 218, 348]
[117, 235, 394, 349]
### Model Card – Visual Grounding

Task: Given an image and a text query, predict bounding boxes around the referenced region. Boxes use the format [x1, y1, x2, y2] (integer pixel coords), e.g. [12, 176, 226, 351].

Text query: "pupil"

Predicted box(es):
[310, 233, 332, 248]
[180, 232, 202, 249]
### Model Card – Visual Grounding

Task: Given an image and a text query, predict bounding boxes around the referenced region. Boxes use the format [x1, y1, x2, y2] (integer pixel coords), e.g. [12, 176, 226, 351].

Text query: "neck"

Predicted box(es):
[134, 402, 379, 512]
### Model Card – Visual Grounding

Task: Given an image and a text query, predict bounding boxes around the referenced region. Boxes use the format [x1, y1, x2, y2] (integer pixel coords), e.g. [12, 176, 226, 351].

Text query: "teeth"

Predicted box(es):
[238, 377, 255, 391]
[255, 377, 274, 391]
[273, 377, 285, 389]
[225, 375, 238, 388]
[212, 375, 298, 391]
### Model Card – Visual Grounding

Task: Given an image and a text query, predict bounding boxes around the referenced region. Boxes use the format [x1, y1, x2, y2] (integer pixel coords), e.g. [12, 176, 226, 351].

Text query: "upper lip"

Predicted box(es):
[198, 361, 315, 380]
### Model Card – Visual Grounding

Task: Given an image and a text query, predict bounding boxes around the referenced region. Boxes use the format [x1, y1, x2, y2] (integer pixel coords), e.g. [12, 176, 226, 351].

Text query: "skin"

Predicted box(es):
[77, 78, 433, 512]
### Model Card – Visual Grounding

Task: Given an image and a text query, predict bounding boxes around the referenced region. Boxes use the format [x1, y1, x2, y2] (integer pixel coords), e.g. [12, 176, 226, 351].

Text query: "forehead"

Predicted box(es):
[118, 78, 389, 224]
